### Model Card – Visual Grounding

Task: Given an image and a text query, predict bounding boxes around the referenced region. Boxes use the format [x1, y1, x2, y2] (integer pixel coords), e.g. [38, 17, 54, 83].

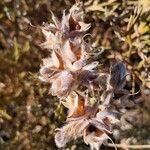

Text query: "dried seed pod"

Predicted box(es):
[39, 39, 99, 97]
[55, 92, 121, 149]
[63, 91, 87, 118]
[41, 5, 90, 47]
[50, 70, 76, 98]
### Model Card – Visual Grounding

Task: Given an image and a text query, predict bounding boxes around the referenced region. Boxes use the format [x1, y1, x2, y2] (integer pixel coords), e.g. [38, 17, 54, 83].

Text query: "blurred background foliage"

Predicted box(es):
[0, 0, 149, 149]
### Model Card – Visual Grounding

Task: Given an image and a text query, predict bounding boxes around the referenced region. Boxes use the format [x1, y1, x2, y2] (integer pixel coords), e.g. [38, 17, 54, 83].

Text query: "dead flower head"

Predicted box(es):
[55, 92, 120, 149]
[39, 41, 99, 98]
[41, 4, 90, 50]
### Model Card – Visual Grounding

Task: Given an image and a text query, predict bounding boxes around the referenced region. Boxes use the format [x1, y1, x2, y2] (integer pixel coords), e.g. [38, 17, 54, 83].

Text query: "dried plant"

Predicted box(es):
[39, 2, 134, 150]
[55, 91, 120, 149]
[0, 0, 150, 149]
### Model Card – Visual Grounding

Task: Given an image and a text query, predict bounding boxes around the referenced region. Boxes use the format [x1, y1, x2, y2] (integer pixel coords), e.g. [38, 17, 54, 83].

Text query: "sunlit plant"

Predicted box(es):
[39, 2, 132, 150]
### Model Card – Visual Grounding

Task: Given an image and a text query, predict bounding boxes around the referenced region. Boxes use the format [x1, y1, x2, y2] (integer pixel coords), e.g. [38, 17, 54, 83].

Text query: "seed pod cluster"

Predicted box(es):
[39, 3, 131, 150]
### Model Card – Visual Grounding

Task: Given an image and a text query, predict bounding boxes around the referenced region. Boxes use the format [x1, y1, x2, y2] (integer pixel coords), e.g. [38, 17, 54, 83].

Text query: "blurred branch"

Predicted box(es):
[107, 143, 150, 149]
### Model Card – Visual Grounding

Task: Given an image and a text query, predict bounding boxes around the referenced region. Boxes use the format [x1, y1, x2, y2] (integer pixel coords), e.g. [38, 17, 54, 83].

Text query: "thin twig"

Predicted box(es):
[107, 143, 150, 149]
